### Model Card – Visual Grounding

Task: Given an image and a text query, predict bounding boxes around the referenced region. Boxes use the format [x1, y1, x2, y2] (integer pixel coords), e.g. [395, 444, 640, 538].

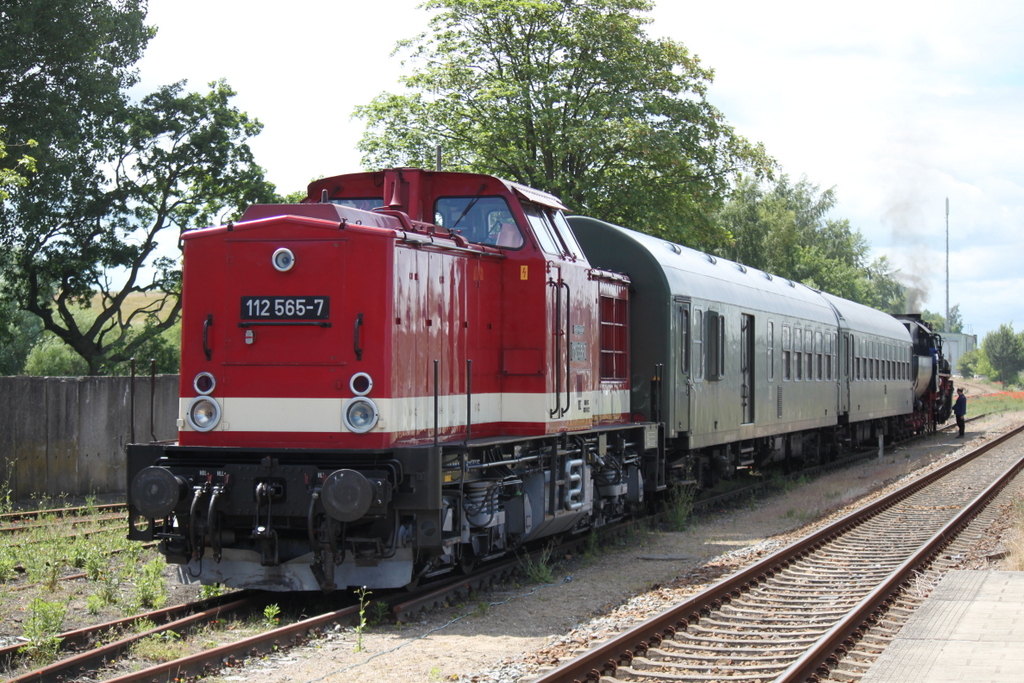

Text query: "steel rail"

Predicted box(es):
[532, 423, 1024, 683]
[3, 594, 259, 683]
[776, 426, 1024, 683]
[0, 503, 125, 524]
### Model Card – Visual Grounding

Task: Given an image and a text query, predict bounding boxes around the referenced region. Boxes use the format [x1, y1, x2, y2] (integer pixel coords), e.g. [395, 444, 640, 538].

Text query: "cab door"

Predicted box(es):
[522, 203, 594, 428]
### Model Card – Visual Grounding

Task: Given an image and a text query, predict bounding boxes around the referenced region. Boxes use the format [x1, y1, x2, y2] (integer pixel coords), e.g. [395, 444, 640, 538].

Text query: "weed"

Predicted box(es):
[20, 598, 67, 663]
[664, 484, 696, 531]
[0, 461, 14, 514]
[199, 583, 226, 600]
[783, 475, 809, 493]
[583, 529, 599, 559]
[84, 549, 105, 582]
[130, 558, 167, 612]
[520, 544, 556, 585]
[83, 494, 99, 517]
[24, 544, 64, 591]
[85, 593, 106, 615]
[0, 545, 17, 583]
[367, 599, 390, 626]
[97, 568, 121, 606]
[354, 586, 371, 652]
[131, 629, 182, 662]
[263, 603, 281, 627]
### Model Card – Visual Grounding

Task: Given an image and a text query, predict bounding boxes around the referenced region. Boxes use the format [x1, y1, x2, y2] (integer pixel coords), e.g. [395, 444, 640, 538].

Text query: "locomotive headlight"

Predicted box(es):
[343, 397, 379, 433]
[271, 247, 295, 272]
[186, 396, 222, 432]
[193, 372, 216, 395]
[350, 372, 373, 396]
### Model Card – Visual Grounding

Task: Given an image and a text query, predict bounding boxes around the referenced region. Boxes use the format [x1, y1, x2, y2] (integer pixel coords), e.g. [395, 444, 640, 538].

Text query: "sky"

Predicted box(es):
[135, 0, 1024, 341]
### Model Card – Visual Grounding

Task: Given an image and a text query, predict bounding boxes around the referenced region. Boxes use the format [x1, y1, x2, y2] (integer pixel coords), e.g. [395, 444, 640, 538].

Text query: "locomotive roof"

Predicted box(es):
[570, 216, 836, 324]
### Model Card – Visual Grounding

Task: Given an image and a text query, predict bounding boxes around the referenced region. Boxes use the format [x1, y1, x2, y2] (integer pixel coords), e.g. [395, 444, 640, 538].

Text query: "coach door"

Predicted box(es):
[741, 314, 755, 424]
[673, 300, 692, 435]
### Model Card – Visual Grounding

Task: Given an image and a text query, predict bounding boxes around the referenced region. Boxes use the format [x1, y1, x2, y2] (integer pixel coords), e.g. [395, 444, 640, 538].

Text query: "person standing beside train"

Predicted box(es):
[953, 387, 967, 438]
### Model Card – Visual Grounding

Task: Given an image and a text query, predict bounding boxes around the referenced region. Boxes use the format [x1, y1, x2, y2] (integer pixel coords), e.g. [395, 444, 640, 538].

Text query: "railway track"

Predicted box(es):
[531, 422, 1024, 683]
[0, 419, 998, 682]
[1, 547, 532, 683]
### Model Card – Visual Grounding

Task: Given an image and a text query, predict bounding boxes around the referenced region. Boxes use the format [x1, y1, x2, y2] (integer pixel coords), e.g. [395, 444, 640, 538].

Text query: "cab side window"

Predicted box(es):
[522, 203, 564, 255]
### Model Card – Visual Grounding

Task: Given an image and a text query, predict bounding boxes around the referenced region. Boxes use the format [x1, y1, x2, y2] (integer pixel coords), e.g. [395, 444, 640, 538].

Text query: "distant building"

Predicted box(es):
[941, 332, 977, 375]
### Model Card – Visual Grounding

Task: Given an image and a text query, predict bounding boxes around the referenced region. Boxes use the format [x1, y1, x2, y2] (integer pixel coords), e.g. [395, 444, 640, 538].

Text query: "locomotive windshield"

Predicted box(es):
[330, 197, 382, 211]
[435, 196, 524, 248]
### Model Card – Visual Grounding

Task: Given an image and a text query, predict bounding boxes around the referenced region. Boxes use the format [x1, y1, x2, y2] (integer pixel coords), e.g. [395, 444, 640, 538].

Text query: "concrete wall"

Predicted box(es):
[0, 375, 179, 502]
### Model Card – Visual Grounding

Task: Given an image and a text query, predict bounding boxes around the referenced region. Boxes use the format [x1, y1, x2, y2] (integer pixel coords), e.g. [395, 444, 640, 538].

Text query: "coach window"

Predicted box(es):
[824, 332, 831, 380]
[854, 338, 860, 380]
[435, 196, 524, 248]
[706, 311, 724, 381]
[815, 331, 823, 378]
[693, 309, 704, 381]
[827, 333, 835, 382]
[804, 329, 811, 379]
[680, 307, 690, 374]
[767, 321, 775, 382]
[794, 328, 802, 380]
[815, 331, 823, 380]
[782, 325, 791, 381]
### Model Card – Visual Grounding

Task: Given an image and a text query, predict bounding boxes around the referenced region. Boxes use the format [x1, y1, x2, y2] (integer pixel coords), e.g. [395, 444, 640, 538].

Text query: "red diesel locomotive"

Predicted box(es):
[127, 167, 951, 592]
[128, 168, 644, 591]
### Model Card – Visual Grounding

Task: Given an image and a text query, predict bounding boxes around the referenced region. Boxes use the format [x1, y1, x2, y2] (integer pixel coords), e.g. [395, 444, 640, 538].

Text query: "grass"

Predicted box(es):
[962, 391, 1024, 416]
[0, 500, 173, 667]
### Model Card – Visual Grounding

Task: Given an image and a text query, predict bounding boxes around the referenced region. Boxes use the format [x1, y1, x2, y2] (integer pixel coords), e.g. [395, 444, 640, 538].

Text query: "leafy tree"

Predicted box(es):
[919, 306, 962, 334]
[1, 80, 276, 375]
[957, 348, 984, 378]
[355, 0, 772, 247]
[0, 0, 152, 164]
[981, 323, 1024, 383]
[714, 175, 906, 310]
[0, 295, 43, 375]
[23, 334, 90, 377]
[0, 129, 37, 201]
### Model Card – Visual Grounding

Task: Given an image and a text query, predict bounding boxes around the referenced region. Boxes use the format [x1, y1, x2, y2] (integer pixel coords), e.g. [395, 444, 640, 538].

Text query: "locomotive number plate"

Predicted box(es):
[241, 296, 330, 320]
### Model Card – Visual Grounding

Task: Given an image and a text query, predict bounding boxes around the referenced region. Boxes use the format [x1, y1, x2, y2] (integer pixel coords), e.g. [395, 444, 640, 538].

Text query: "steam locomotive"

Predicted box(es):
[126, 168, 953, 592]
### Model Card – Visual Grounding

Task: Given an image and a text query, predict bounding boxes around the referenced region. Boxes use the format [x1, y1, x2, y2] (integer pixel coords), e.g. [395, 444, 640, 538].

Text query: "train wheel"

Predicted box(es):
[458, 553, 478, 575]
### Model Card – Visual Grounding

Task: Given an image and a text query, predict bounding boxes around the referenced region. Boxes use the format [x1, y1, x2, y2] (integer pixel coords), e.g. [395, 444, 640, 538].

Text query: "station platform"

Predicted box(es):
[861, 571, 1024, 682]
